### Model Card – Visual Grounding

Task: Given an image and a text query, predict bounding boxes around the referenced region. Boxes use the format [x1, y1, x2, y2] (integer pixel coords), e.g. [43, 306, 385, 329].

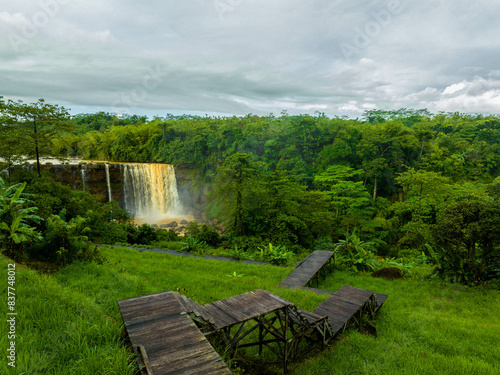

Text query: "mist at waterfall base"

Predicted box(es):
[120, 163, 192, 225]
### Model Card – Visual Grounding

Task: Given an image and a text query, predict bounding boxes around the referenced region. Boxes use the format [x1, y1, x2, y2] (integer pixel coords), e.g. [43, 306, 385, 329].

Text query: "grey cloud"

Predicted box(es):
[1, 0, 500, 117]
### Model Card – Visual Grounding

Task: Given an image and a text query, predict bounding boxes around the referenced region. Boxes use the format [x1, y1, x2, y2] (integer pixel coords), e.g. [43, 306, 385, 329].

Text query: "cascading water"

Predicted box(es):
[121, 163, 182, 221]
[105, 164, 112, 202]
[80, 164, 87, 191]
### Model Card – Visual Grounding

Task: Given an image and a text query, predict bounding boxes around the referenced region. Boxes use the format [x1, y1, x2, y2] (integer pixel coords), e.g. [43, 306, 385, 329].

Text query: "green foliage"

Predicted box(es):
[211, 153, 260, 236]
[14, 103, 499, 269]
[334, 230, 379, 272]
[432, 201, 500, 285]
[181, 236, 208, 255]
[258, 243, 293, 265]
[195, 224, 221, 246]
[314, 165, 374, 233]
[157, 228, 180, 242]
[28, 213, 104, 265]
[229, 245, 252, 260]
[0, 177, 42, 257]
[136, 224, 158, 245]
[0, 98, 72, 176]
[225, 271, 244, 278]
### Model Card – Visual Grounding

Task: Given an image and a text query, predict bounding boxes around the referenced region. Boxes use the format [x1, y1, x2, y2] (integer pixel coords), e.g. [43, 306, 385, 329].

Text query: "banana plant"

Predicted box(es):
[0, 177, 42, 257]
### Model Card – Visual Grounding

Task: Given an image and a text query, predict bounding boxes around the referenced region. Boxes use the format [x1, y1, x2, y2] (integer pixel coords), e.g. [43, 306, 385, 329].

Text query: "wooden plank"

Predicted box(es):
[201, 289, 292, 329]
[279, 251, 334, 289]
[118, 290, 232, 374]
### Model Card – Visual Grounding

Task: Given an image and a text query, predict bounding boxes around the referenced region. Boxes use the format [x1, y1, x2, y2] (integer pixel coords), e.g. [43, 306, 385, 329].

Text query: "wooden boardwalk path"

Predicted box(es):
[178, 289, 332, 370]
[117, 249, 389, 374]
[313, 285, 388, 337]
[279, 250, 335, 289]
[117, 291, 232, 375]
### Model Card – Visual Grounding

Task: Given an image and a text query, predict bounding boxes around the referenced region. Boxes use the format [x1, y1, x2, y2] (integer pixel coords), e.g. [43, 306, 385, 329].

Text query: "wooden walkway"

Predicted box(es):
[117, 249, 389, 374]
[117, 291, 232, 375]
[313, 285, 388, 337]
[279, 250, 335, 289]
[177, 289, 333, 370]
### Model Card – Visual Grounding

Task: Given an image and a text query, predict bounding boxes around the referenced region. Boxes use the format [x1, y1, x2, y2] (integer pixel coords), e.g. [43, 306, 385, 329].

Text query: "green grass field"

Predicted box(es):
[1, 246, 499, 374]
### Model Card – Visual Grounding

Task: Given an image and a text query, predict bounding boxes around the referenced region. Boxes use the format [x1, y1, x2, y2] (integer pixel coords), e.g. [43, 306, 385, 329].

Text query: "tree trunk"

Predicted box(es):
[372, 176, 377, 201]
[35, 139, 41, 177]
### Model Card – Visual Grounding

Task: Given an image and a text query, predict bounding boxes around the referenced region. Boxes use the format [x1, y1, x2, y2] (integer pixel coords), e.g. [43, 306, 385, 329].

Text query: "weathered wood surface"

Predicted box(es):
[279, 250, 335, 289]
[313, 285, 388, 337]
[200, 289, 294, 330]
[118, 291, 232, 375]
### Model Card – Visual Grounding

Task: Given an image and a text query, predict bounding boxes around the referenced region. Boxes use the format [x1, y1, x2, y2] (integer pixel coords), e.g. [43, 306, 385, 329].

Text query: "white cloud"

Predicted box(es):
[443, 82, 467, 95]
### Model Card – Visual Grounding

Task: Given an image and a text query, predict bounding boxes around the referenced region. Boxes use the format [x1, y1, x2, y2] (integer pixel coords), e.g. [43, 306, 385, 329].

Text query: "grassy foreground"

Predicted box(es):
[1, 246, 499, 374]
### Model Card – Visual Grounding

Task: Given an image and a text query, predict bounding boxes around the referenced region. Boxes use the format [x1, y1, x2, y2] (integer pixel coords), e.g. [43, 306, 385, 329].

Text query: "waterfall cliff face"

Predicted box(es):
[26, 160, 188, 221]
[121, 163, 182, 220]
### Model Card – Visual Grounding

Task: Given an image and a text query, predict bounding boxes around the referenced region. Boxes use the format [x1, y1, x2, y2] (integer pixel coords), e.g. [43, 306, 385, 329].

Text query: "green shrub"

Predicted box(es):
[334, 229, 379, 272]
[136, 224, 158, 245]
[181, 236, 208, 255]
[157, 228, 179, 242]
[27, 213, 104, 265]
[196, 224, 221, 246]
[258, 243, 293, 265]
[229, 245, 252, 260]
[226, 235, 264, 252]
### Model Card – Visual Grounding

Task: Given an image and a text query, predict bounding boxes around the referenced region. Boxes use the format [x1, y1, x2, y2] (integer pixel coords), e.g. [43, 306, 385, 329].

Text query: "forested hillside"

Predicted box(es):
[2, 100, 500, 286]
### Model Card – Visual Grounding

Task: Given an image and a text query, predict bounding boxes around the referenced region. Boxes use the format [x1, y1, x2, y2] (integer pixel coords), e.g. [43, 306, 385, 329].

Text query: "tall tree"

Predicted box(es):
[0, 98, 72, 177]
[212, 153, 261, 236]
[314, 165, 374, 232]
[357, 121, 418, 200]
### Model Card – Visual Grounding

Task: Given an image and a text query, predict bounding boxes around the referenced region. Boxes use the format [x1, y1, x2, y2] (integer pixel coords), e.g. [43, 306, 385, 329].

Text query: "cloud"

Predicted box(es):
[1, 0, 500, 117]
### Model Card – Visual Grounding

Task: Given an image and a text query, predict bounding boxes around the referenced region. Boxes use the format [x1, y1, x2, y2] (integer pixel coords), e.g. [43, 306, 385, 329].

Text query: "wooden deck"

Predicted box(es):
[117, 291, 232, 375]
[279, 250, 335, 289]
[199, 289, 293, 329]
[117, 248, 389, 374]
[313, 285, 388, 337]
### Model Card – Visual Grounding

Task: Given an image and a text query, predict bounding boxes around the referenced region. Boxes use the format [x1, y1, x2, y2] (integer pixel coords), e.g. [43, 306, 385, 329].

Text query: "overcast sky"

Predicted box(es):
[1, 0, 500, 118]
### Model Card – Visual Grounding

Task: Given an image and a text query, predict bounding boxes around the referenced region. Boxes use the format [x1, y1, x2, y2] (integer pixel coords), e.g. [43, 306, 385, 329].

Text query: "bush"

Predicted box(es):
[157, 228, 179, 242]
[258, 243, 293, 265]
[226, 235, 264, 252]
[27, 213, 104, 265]
[196, 224, 221, 246]
[180, 236, 207, 255]
[334, 229, 379, 272]
[136, 224, 158, 245]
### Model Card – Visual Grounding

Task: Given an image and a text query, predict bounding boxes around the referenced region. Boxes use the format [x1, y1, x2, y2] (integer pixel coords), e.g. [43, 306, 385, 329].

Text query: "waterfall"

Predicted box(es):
[80, 164, 87, 191]
[105, 164, 112, 202]
[121, 163, 181, 219]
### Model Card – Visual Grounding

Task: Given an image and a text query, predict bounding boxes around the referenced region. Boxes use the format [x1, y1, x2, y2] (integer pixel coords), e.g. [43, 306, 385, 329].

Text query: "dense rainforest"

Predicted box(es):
[1, 98, 500, 286]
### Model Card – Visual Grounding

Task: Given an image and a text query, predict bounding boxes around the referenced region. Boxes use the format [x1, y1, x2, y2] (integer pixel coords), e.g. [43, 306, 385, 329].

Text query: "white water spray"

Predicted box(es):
[121, 163, 182, 221]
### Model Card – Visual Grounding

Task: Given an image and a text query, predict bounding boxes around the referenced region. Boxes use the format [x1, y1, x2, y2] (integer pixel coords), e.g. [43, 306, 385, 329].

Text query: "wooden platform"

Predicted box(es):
[313, 285, 388, 337]
[279, 250, 335, 289]
[199, 289, 294, 330]
[117, 291, 232, 375]
[117, 247, 388, 374]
